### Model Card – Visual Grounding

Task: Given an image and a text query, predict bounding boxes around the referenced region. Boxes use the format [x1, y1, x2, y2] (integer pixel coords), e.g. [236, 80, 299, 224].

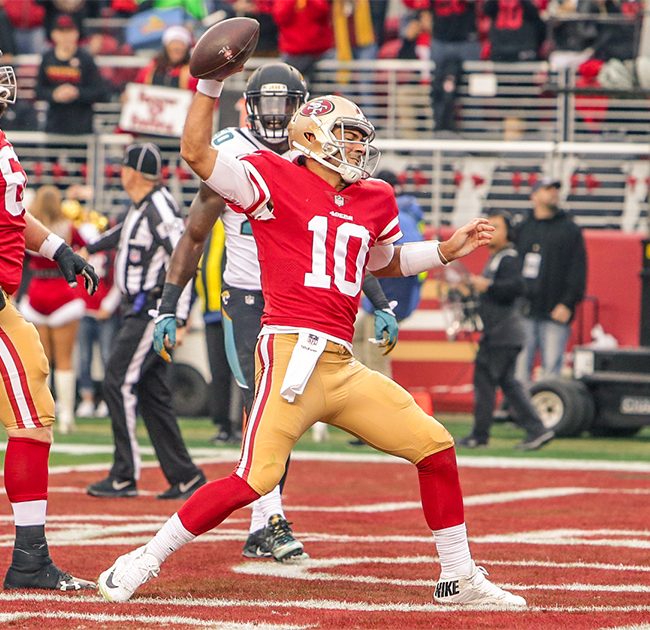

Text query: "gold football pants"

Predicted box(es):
[0, 296, 55, 430]
[236, 333, 454, 495]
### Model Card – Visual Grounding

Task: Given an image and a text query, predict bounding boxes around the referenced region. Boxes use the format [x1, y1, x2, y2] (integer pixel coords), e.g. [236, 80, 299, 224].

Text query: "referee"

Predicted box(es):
[86, 143, 205, 499]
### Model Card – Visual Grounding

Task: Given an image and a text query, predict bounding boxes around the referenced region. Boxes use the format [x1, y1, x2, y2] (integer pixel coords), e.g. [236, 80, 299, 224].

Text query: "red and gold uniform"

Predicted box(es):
[0, 130, 55, 430]
[211, 151, 453, 496]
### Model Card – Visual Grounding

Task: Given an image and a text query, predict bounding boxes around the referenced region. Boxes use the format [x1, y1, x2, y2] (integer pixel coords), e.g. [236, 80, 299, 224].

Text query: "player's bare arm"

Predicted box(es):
[166, 183, 227, 287]
[180, 92, 220, 181]
[24, 211, 52, 251]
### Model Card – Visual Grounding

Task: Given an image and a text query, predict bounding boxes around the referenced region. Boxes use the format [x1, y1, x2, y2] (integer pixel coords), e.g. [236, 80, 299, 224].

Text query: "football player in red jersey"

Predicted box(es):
[0, 56, 98, 591]
[98, 74, 526, 608]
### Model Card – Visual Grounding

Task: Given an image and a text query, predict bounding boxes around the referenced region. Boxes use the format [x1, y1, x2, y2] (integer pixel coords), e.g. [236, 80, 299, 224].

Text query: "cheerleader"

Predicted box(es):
[19, 185, 86, 433]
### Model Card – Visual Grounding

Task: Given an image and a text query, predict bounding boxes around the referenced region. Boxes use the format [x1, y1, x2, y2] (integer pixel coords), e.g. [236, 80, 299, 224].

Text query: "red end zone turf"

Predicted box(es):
[1, 458, 649, 629]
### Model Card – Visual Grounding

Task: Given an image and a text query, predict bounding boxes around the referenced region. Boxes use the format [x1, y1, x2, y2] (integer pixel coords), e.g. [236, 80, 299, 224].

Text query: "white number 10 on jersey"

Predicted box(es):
[304, 215, 370, 297]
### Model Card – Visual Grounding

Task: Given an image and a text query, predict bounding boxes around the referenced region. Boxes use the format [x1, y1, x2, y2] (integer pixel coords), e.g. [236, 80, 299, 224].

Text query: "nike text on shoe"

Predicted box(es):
[98, 546, 160, 603]
[157, 470, 206, 500]
[516, 430, 555, 451]
[267, 514, 308, 563]
[4, 562, 96, 591]
[242, 527, 273, 559]
[434, 563, 527, 607]
[87, 477, 137, 498]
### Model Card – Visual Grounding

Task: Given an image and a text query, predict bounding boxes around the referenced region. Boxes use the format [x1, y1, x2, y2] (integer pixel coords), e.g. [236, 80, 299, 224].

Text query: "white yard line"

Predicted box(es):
[0, 592, 648, 615]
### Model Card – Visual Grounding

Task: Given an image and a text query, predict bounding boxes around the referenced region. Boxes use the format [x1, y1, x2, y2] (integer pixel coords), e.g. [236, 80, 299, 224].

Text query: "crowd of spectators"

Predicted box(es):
[0, 2, 642, 67]
[0, 1, 641, 138]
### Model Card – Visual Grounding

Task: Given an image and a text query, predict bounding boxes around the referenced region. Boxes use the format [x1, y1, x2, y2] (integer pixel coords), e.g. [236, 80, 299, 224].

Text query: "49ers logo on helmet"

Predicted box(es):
[300, 99, 334, 117]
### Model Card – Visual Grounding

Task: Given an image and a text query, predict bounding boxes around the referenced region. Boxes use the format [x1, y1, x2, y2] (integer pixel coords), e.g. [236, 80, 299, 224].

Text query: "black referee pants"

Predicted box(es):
[103, 314, 201, 485]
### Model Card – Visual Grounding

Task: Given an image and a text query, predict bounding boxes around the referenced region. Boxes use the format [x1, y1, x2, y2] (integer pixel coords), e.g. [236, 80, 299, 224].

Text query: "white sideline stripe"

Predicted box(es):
[1, 443, 650, 474]
[607, 625, 650, 630]
[0, 593, 649, 615]
[0, 610, 309, 629]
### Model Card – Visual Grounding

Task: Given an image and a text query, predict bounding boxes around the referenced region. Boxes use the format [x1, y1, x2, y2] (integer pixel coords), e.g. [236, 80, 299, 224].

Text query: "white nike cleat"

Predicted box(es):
[98, 546, 160, 602]
[434, 562, 527, 607]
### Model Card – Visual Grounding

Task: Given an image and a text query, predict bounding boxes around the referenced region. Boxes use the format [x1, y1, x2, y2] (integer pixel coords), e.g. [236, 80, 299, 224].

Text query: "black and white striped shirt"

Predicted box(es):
[87, 185, 191, 319]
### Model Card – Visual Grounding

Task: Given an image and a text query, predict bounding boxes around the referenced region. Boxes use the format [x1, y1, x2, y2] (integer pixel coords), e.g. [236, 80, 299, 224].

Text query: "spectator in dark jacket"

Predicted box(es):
[458, 209, 555, 451]
[405, 1, 479, 132]
[483, 0, 546, 61]
[36, 14, 107, 134]
[515, 177, 587, 383]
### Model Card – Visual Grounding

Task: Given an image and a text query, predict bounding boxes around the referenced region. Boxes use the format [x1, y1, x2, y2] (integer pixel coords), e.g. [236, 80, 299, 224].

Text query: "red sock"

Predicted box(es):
[416, 448, 465, 530]
[178, 473, 260, 536]
[4, 438, 49, 503]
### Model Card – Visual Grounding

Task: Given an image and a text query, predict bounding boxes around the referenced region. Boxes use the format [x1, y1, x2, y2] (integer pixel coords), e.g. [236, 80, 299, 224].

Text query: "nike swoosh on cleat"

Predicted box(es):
[112, 480, 132, 491]
[105, 570, 119, 589]
[178, 475, 200, 494]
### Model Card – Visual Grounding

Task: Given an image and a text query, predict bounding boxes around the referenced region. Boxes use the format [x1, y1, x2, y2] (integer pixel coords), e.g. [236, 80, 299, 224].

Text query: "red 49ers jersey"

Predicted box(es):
[237, 151, 402, 343]
[0, 130, 28, 295]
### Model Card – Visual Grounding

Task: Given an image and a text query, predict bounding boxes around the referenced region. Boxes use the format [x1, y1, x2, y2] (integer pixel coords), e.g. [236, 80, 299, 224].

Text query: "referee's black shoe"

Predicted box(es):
[87, 476, 137, 498]
[157, 471, 206, 500]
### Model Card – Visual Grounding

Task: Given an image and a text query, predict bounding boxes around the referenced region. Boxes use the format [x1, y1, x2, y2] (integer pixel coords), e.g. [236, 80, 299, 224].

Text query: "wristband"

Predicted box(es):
[39, 233, 66, 260]
[399, 240, 446, 276]
[437, 244, 450, 265]
[197, 79, 224, 98]
[158, 282, 184, 316]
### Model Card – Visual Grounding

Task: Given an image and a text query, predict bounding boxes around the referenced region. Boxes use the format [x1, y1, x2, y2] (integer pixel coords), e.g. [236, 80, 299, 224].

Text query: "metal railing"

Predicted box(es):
[9, 132, 649, 232]
[10, 54, 650, 142]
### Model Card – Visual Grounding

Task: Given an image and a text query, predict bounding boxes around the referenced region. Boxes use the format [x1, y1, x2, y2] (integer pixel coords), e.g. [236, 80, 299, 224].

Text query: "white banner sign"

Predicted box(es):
[119, 83, 193, 138]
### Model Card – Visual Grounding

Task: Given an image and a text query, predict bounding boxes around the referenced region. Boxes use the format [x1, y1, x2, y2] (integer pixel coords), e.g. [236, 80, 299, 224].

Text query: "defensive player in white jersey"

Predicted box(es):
[153, 63, 398, 562]
[99, 70, 527, 608]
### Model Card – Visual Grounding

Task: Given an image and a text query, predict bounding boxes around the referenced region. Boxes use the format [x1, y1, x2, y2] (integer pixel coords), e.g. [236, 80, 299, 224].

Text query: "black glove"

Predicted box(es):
[53, 243, 99, 296]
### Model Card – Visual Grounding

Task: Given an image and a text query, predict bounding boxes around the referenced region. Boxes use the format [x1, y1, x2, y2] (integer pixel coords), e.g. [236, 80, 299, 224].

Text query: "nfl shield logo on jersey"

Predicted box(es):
[334, 195, 345, 207]
[245, 294, 255, 305]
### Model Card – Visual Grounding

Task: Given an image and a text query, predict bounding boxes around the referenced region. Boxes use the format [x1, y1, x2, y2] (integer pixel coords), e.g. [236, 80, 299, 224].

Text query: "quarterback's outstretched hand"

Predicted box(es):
[439, 218, 495, 263]
[153, 314, 176, 363]
[53, 244, 99, 295]
[374, 308, 398, 355]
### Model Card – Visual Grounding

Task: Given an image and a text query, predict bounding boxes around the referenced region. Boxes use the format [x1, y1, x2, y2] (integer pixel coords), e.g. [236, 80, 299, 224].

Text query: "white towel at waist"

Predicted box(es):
[279, 331, 327, 403]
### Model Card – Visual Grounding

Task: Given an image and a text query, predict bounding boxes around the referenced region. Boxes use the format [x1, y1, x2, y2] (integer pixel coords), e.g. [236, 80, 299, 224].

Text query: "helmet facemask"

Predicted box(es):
[246, 83, 306, 144]
[0, 62, 16, 106]
[296, 114, 380, 184]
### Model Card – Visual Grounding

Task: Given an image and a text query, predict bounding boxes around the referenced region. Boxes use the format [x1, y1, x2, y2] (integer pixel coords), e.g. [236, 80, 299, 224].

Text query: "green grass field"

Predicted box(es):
[40, 414, 650, 467]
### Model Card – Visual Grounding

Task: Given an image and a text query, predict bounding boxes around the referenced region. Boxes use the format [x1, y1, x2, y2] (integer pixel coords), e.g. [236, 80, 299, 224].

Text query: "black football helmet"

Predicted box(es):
[244, 63, 309, 143]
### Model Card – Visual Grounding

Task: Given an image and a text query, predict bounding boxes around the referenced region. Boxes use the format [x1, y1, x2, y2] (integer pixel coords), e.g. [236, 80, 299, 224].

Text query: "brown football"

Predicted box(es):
[189, 17, 260, 81]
